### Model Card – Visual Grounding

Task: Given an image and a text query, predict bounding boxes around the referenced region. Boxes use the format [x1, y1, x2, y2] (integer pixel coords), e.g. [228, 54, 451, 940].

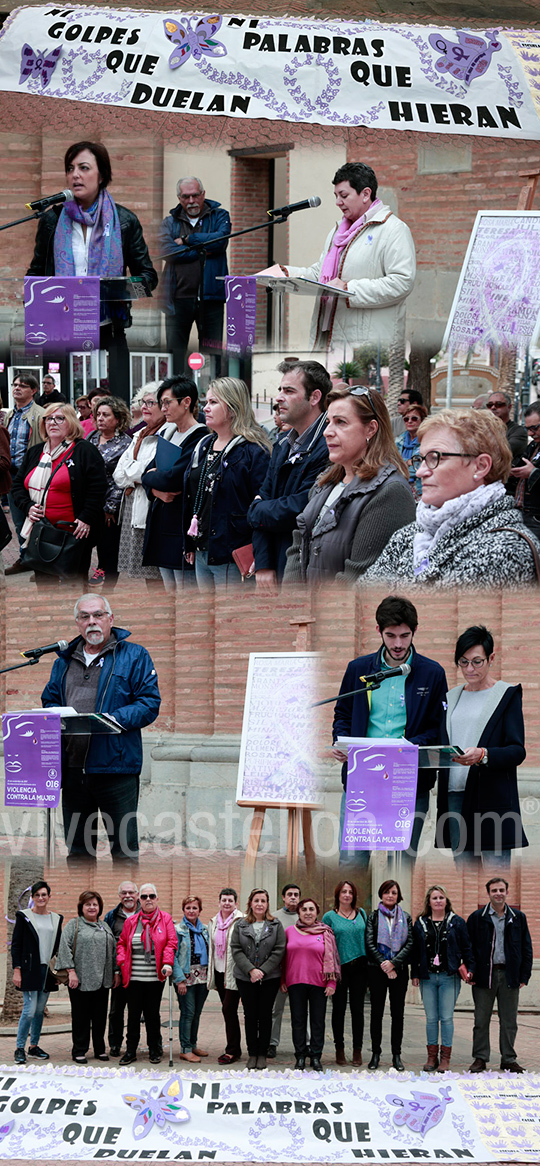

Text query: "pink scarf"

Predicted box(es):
[320, 198, 383, 283]
[139, 907, 161, 955]
[214, 909, 236, 960]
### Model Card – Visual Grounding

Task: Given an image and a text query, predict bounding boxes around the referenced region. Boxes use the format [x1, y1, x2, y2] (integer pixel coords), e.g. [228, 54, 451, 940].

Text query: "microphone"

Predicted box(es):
[268, 196, 321, 218]
[360, 663, 412, 684]
[25, 190, 75, 212]
[20, 640, 69, 659]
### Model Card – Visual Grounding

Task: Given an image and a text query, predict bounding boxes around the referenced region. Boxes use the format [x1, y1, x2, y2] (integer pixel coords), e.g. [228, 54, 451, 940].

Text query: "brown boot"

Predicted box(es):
[352, 1048, 362, 1066]
[437, 1046, 452, 1072]
[335, 1047, 347, 1065]
[423, 1044, 439, 1071]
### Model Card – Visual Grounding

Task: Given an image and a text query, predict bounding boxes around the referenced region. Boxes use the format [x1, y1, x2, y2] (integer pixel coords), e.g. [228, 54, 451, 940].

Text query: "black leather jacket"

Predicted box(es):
[365, 909, 413, 971]
[27, 202, 158, 295]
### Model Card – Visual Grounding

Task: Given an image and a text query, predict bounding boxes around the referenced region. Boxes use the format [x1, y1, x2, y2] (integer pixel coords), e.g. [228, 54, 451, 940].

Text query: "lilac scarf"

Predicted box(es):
[53, 188, 124, 276]
[214, 910, 236, 960]
[320, 198, 382, 283]
[376, 903, 409, 957]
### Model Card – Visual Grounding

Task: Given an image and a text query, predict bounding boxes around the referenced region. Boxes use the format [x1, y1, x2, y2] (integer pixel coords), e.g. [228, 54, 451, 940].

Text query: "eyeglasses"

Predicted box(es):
[140, 893, 157, 900]
[397, 397, 410, 405]
[141, 399, 157, 408]
[486, 401, 505, 410]
[350, 386, 378, 414]
[46, 415, 66, 425]
[410, 451, 468, 472]
[526, 423, 540, 434]
[458, 657, 487, 669]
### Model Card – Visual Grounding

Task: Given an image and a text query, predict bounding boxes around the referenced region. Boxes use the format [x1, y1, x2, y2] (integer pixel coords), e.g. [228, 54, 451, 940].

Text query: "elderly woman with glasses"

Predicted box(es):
[365, 408, 540, 587]
[11, 403, 107, 584]
[283, 385, 415, 584]
[113, 382, 164, 586]
[436, 625, 528, 864]
[116, 883, 177, 1066]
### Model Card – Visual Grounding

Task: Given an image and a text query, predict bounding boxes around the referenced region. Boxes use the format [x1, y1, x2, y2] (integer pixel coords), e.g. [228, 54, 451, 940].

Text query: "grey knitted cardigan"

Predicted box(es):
[56, 916, 116, 992]
[283, 462, 416, 584]
[364, 495, 539, 589]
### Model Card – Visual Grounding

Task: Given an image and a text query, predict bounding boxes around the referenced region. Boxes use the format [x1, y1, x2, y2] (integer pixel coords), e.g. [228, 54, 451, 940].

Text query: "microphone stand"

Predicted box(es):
[312, 680, 381, 708]
[0, 656, 48, 676]
[0, 201, 66, 233]
[163, 210, 293, 362]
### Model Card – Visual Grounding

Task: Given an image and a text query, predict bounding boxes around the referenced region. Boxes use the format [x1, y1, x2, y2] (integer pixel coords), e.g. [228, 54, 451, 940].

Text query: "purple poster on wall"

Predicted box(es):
[24, 276, 100, 350]
[340, 737, 419, 851]
[2, 711, 62, 807]
[225, 277, 257, 354]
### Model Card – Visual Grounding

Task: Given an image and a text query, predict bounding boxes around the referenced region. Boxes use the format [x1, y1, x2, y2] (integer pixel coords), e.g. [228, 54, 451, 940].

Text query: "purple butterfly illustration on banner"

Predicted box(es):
[19, 43, 62, 87]
[122, 1077, 190, 1139]
[0, 1122, 13, 1143]
[387, 1087, 453, 1137]
[163, 15, 227, 70]
[428, 29, 502, 84]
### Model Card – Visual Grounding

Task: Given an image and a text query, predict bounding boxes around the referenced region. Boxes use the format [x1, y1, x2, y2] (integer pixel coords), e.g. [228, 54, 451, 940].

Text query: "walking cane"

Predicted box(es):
[168, 976, 174, 1067]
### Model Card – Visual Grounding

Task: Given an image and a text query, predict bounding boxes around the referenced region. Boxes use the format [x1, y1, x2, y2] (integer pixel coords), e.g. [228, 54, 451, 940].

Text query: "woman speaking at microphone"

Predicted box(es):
[27, 140, 158, 382]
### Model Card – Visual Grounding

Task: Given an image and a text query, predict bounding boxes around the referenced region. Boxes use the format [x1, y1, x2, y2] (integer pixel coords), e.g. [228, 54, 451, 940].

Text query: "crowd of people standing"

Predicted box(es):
[11, 875, 532, 1076]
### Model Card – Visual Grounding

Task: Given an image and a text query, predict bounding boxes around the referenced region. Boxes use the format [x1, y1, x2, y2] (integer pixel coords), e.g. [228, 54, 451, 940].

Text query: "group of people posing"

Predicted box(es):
[11, 876, 532, 1077]
[5, 359, 540, 591]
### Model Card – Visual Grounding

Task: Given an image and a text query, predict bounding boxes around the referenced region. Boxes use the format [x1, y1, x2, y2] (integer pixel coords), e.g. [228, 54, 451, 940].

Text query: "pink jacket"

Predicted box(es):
[117, 910, 178, 986]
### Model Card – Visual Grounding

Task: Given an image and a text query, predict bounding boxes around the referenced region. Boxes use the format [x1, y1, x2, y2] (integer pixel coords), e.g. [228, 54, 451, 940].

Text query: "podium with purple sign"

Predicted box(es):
[336, 736, 419, 852]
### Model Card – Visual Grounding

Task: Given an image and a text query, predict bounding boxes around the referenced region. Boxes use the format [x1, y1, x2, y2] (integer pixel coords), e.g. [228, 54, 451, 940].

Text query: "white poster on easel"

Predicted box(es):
[236, 652, 322, 807]
[442, 209, 540, 353]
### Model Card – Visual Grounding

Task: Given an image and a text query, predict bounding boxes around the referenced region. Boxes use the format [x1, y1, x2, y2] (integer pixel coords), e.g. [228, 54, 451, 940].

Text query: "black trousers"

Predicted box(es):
[368, 964, 408, 1055]
[125, 979, 164, 1056]
[288, 983, 327, 1058]
[331, 956, 368, 1049]
[213, 970, 241, 1056]
[69, 985, 109, 1058]
[237, 979, 279, 1056]
[94, 518, 122, 585]
[62, 770, 140, 860]
[108, 984, 129, 1049]
[165, 299, 224, 375]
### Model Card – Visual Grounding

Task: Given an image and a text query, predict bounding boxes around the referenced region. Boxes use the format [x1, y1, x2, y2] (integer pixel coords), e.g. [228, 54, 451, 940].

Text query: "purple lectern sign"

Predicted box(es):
[340, 737, 419, 851]
[2, 711, 62, 807]
[225, 277, 257, 353]
[24, 276, 100, 350]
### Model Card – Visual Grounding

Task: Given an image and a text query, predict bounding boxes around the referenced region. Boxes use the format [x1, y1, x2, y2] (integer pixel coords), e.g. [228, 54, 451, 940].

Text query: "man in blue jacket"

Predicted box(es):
[159, 177, 230, 374]
[332, 595, 447, 858]
[467, 877, 532, 1073]
[41, 595, 161, 861]
[248, 360, 331, 587]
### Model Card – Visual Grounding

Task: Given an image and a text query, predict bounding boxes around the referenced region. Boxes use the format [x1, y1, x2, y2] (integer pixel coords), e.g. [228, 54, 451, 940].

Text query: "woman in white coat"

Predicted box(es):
[114, 383, 164, 585]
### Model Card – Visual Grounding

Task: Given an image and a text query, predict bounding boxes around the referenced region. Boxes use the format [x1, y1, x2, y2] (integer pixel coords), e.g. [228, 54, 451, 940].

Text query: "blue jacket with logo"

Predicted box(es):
[247, 413, 329, 579]
[332, 646, 448, 793]
[41, 628, 161, 775]
[159, 199, 230, 311]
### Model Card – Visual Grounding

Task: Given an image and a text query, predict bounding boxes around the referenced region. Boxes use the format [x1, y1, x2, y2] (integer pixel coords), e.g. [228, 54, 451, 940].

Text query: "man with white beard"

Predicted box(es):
[41, 594, 160, 861]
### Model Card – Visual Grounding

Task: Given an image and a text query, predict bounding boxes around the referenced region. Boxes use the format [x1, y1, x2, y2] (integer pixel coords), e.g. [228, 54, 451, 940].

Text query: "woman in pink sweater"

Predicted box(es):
[284, 898, 340, 1071]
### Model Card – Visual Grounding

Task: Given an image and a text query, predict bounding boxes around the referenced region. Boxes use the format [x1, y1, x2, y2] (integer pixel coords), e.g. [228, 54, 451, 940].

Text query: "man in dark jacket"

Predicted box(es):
[41, 595, 161, 861]
[159, 177, 230, 374]
[467, 877, 532, 1074]
[105, 881, 140, 1056]
[332, 595, 447, 858]
[248, 360, 331, 586]
[36, 375, 66, 409]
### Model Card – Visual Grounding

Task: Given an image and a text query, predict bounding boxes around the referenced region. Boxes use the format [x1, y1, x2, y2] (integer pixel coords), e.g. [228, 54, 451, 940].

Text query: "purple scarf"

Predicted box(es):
[320, 198, 383, 284]
[53, 188, 124, 277]
[377, 903, 409, 956]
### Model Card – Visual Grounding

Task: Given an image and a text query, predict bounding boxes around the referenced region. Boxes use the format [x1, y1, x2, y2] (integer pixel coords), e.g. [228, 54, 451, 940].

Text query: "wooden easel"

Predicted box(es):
[241, 614, 320, 876]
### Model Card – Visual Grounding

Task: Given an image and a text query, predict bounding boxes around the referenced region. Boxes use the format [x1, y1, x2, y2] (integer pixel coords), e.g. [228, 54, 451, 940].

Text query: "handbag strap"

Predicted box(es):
[490, 526, 540, 584]
[40, 443, 75, 509]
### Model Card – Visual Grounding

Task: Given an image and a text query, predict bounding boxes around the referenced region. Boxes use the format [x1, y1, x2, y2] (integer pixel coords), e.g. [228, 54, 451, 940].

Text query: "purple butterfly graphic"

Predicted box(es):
[163, 15, 226, 70]
[19, 43, 62, 87]
[122, 1076, 190, 1140]
[386, 1087, 453, 1137]
[0, 1122, 14, 1142]
[428, 30, 501, 85]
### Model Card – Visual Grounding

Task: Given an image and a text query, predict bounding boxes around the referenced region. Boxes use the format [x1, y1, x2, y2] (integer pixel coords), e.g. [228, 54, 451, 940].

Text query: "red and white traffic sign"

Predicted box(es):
[188, 352, 205, 371]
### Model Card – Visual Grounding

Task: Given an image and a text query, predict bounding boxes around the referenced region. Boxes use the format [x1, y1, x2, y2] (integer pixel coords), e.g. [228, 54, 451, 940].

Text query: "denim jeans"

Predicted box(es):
[178, 983, 209, 1053]
[419, 971, 461, 1045]
[16, 986, 49, 1049]
[195, 551, 242, 592]
[160, 567, 197, 592]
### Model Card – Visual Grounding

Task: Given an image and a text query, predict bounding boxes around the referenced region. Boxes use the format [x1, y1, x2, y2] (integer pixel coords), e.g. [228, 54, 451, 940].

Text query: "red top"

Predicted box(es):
[25, 445, 75, 526]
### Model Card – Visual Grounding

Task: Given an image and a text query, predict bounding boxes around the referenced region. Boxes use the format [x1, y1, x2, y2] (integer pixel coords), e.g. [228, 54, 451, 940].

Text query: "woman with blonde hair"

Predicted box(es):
[87, 395, 132, 586]
[230, 889, 285, 1069]
[411, 885, 474, 1073]
[184, 377, 271, 590]
[283, 385, 416, 583]
[11, 402, 107, 584]
[366, 407, 540, 587]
